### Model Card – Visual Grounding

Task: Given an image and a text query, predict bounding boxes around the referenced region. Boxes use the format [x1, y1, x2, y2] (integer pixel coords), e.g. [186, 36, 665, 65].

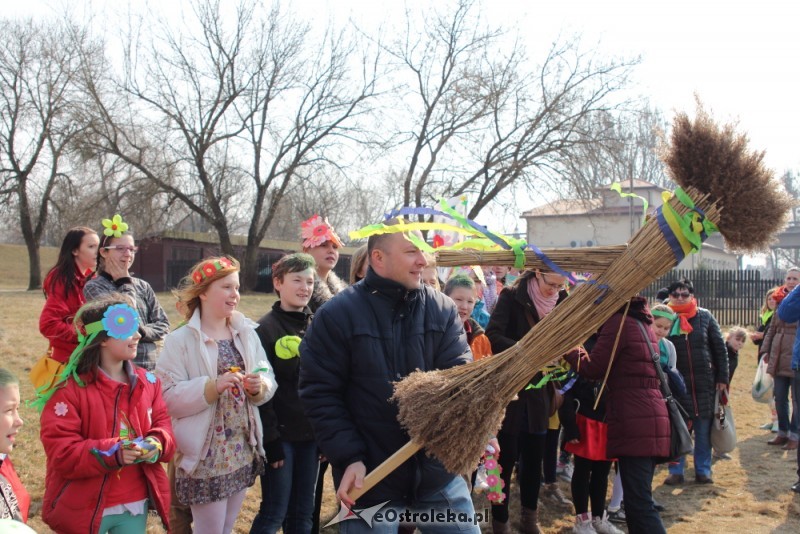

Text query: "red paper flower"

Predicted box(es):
[301, 214, 342, 248]
[202, 263, 217, 277]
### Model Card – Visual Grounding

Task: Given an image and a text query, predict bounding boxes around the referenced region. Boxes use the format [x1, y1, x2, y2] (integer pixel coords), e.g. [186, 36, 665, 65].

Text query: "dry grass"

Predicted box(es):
[2, 241, 799, 532]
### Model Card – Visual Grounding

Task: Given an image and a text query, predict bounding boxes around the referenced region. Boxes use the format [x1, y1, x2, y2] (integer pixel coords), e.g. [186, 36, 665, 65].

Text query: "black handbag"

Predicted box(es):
[634, 320, 693, 462]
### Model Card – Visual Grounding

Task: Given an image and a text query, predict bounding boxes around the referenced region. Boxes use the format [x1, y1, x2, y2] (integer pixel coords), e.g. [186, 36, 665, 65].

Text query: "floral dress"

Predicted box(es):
[176, 340, 262, 505]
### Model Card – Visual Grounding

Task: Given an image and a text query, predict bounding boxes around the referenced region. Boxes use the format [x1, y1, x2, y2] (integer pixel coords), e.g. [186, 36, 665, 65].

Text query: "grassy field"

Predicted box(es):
[2, 243, 800, 532]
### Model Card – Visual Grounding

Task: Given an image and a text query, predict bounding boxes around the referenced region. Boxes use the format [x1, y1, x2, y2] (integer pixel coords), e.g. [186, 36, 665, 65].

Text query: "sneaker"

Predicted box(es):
[592, 512, 624, 534]
[713, 451, 732, 460]
[664, 473, 684, 486]
[606, 508, 626, 524]
[557, 461, 574, 482]
[542, 482, 572, 507]
[760, 422, 774, 430]
[573, 512, 597, 534]
[792, 480, 800, 493]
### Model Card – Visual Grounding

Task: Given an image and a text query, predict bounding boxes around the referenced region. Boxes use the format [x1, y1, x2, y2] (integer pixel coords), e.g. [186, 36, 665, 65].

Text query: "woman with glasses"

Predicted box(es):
[663, 278, 728, 486]
[485, 269, 570, 534]
[83, 215, 170, 370]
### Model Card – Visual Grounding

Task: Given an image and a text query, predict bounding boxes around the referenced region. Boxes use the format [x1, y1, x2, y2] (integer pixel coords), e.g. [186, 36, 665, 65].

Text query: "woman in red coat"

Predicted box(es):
[39, 227, 99, 363]
[565, 297, 669, 534]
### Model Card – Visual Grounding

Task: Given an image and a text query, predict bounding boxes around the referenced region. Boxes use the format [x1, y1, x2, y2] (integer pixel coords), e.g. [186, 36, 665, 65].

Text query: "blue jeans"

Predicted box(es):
[668, 417, 712, 477]
[338, 476, 483, 533]
[793, 371, 800, 479]
[774, 375, 799, 440]
[250, 440, 319, 534]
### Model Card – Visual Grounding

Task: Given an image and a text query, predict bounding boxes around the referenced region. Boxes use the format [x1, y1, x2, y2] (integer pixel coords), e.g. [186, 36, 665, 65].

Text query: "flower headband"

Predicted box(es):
[32, 303, 140, 411]
[102, 214, 129, 238]
[191, 257, 234, 284]
[301, 215, 343, 249]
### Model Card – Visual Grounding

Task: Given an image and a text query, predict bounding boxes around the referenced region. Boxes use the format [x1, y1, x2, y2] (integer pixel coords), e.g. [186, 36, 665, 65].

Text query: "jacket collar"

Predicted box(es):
[364, 266, 420, 305]
[91, 360, 139, 396]
[271, 300, 313, 322]
[185, 307, 257, 339]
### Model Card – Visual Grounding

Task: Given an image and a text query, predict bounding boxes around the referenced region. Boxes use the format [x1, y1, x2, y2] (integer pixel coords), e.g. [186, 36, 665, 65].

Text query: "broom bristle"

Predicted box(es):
[662, 103, 794, 252]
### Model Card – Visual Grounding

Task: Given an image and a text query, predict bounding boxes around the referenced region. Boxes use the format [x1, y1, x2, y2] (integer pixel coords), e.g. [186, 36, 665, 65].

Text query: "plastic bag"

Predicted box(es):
[751, 357, 774, 403]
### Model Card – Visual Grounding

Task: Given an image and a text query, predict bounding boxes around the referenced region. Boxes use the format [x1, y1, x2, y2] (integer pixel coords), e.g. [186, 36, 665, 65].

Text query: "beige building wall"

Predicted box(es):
[527, 214, 643, 247]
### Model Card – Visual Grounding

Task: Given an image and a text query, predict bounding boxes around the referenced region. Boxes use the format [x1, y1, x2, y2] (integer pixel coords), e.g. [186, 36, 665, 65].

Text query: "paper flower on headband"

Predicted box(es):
[101, 304, 140, 339]
[191, 257, 233, 284]
[102, 214, 129, 238]
[30, 302, 140, 412]
[301, 215, 343, 249]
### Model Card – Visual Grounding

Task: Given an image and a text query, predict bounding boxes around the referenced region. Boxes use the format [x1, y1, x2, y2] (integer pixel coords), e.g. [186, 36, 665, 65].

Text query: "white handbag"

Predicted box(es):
[711, 390, 737, 454]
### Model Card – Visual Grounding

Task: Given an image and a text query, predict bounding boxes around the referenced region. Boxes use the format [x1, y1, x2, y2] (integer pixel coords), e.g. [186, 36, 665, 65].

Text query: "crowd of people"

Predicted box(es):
[2, 213, 800, 534]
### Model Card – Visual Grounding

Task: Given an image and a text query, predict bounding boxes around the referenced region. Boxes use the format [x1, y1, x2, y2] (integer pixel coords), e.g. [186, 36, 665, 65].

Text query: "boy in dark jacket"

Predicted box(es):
[251, 253, 317, 534]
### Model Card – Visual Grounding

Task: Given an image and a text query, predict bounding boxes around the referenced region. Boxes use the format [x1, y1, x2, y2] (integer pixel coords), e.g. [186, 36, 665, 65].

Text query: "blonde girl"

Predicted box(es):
[156, 257, 276, 534]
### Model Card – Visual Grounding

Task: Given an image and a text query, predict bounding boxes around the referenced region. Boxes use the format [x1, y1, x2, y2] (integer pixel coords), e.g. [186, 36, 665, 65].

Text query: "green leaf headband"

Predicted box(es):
[651, 309, 677, 321]
[31, 303, 140, 412]
[102, 214, 129, 238]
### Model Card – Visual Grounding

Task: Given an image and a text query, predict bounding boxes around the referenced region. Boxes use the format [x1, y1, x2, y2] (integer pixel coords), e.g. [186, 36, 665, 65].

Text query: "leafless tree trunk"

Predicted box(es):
[387, 0, 638, 221]
[0, 19, 87, 289]
[79, 0, 378, 289]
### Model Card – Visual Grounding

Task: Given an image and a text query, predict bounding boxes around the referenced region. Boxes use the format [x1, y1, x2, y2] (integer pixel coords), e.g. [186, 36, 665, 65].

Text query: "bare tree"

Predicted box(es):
[0, 18, 88, 289]
[384, 0, 639, 221]
[562, 105, 672, 200]
[79, 0, 378, 288]
[387, 0, 507, 211]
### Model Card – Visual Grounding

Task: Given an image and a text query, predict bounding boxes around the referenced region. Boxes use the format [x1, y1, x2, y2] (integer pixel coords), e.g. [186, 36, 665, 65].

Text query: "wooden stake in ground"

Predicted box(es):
[348, 105, 793, 501]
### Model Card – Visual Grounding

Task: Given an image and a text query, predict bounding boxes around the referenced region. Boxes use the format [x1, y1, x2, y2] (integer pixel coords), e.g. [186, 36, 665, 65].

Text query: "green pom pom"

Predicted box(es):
[275, 335, 302, 360]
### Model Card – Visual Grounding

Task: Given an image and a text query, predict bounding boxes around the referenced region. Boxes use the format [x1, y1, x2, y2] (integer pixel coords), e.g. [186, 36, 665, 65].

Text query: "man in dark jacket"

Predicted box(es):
[299, 228, 481, 533]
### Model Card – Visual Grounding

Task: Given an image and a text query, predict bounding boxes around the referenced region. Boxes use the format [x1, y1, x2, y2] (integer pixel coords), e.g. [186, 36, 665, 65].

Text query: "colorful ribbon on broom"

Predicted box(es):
[345, 188, 718, 304]
[349, 198, 619, 302]
[655, 188, 719, 262]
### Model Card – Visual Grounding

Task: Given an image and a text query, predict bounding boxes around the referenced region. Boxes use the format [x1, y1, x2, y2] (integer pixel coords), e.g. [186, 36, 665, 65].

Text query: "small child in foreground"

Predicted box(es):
[0, 368, 28, 523]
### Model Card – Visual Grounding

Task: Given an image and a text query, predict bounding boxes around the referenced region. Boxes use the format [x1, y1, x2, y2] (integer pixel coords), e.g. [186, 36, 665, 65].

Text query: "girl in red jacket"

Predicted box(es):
[36, 295, 175, 534]
[36, 227, 99, 386]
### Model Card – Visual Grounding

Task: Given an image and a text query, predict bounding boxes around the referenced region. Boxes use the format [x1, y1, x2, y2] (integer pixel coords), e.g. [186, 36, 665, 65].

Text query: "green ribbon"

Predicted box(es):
[524, 365, 571, 390]
[611, 182, 649, 218]
[665, 187, 719, 252]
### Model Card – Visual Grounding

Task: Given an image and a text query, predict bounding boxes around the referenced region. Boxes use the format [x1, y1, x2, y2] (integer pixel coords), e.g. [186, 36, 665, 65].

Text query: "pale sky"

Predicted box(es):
[7, 0, 798, 175]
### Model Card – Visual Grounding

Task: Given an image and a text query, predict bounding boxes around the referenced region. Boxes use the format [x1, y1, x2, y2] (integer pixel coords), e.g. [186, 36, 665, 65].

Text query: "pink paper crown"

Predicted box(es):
[301, 215, 342, 249]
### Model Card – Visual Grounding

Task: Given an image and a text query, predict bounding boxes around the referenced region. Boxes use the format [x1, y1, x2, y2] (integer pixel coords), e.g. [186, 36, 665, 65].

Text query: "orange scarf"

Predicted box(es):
[668, 297, 698, 335]
[774, 285, 790, 305]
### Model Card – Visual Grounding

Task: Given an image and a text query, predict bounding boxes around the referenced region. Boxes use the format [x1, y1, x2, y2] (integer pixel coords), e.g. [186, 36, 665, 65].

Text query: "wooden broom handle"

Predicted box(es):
[347, 440, 422, 502]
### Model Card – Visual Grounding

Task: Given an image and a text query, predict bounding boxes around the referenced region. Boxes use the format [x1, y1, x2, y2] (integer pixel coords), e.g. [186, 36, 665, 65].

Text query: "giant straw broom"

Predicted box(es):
[349, 106, 794, 500]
